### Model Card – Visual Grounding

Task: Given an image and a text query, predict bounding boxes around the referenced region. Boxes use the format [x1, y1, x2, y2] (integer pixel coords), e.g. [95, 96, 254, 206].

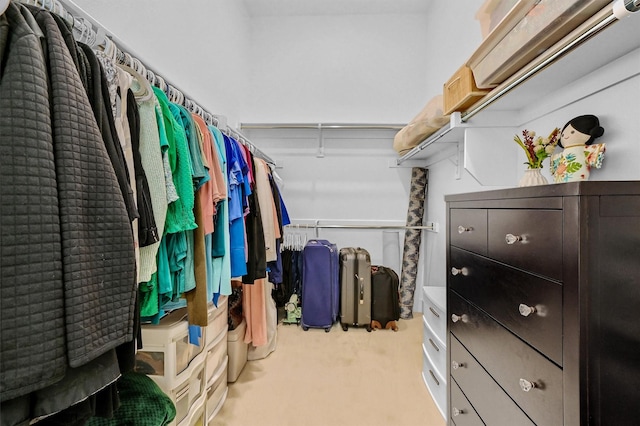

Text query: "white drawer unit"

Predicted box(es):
[423, 286, 446, 342]
[204, 297, 228, 349]
[206, 356, 229, 424]
[135, 308, 205, 393]
[178, 391, 206, 426]
[170, 354, 206, 426]
[205, 328, 228, 387]
[422, 343, 447, 420]
[421, 286, 447, 420]
[422, 316, 446, 376]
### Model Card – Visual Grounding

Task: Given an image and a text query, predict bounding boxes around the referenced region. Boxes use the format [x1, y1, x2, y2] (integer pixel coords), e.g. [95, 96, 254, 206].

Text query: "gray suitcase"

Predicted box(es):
[339, 247, 372, 332]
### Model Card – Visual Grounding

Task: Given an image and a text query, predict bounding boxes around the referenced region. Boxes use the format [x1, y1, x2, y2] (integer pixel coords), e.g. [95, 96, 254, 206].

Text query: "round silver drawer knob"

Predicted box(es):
[519, 378, 537, 392]
[451, 313, 465, 323]
[458, 225, 472, 234]
[519, 304, 537, 317]
[452, 407, 464, 417]
[451, 267, 467, 276]
[505, 233, 522, 244]
[452, 360, 465, 370]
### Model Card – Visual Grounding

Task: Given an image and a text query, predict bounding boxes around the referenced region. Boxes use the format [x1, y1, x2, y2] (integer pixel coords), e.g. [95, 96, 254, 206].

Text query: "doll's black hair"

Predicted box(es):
[559, 114, 604, 148]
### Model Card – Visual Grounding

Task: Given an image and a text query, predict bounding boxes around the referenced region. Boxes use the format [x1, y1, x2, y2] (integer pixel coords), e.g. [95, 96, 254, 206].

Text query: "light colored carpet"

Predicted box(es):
[210, 313, 446, 426]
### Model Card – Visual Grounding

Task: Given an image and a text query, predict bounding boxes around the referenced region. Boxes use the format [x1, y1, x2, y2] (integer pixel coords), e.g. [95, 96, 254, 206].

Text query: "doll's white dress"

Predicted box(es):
[550, 143, 606, 183]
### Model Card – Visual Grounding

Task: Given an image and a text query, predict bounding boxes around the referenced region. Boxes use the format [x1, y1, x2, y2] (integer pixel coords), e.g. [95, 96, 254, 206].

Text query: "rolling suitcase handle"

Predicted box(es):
[356, 274, 365, 305]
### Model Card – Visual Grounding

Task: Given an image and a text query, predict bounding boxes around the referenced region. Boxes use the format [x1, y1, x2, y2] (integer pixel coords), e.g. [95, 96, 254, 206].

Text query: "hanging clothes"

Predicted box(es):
[152, 87, 196, 234]
[267, 173, 285, 286]
[241, 165, 267, 284]
[254, 158, 280, 263]
[123, 64, 168, 284]
[1, 4, 135, 422]
[1, 2, 66, 401]
[224, 134, 250, 278]
[209, 126, 232, 302]
[151, 87, 197, 313]
[171, 104, 208, 190]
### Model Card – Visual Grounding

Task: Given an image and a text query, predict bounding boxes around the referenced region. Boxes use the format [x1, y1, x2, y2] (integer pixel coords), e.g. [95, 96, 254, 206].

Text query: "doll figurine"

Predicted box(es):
[550, 114, 605, 183]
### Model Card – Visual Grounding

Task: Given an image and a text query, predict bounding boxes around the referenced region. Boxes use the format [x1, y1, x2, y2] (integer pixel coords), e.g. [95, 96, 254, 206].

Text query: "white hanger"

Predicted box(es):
[145, 68, 156, 87]
[156, 75, 167, 92]
[0, 0, 9, 15]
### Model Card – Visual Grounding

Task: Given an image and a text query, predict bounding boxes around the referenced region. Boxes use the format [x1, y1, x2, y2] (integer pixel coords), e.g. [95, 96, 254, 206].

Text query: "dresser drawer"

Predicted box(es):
[449, 290, 562, 426]
[450, 209, 487, 255]
[450, 378, 484, 426]
[488, 209, 562, 280]
[422, 344, 447, 419]
[450, 247, 562, 365]
[423, 287, 446, 342]
[450, 334, 535, 426]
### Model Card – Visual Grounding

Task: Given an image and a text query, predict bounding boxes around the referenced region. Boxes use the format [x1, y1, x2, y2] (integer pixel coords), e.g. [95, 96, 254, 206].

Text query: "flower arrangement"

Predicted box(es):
[514, 128, 561, 169]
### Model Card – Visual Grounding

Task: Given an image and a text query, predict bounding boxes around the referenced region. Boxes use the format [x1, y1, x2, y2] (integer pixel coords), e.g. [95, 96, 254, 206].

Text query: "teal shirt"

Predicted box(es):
[170, 104, 209, 190]
[152, 87, 196, 234]
[209, 125, 232, 298]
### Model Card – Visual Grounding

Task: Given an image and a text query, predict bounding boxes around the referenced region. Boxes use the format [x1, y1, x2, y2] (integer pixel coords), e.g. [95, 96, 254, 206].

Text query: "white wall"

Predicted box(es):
[243, 127, 412, 273]
[70, 0, 252, 125]
[243, 13, 432, 123]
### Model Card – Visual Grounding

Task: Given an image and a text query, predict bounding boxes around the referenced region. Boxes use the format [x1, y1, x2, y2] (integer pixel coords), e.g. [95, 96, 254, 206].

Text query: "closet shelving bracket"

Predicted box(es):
[395, 112, 467, 168]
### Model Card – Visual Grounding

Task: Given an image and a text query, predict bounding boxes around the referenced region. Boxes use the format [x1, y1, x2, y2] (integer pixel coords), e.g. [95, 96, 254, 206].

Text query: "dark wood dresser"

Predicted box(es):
[445, 181, 640, 426]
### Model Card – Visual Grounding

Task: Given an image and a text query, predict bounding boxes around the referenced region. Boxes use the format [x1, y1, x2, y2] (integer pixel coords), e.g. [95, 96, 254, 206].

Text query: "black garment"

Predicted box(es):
[78, 42, 139, 223]
[0, 3, 66, 401]
[1, 5, 136, 424]
[127, 89, 159, 247]
[267, 173, 283, 285]
[242, 155, 267, 284]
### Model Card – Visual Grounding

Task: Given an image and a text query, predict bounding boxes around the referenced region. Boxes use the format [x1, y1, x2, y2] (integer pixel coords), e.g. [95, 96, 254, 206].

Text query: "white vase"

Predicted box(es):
[519, 168, 549, 187]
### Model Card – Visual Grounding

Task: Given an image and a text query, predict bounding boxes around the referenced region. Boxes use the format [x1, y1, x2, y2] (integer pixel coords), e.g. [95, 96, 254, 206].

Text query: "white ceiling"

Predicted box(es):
[243, 0, 433, 17]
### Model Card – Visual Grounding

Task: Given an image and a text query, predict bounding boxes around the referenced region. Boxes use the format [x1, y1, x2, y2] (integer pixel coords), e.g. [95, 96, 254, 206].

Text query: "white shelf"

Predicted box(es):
[397, 6, 640, 166]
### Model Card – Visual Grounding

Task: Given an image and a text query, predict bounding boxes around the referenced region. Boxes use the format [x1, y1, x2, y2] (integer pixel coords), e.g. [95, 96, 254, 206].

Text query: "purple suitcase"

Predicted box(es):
[301, 239, 339, 332]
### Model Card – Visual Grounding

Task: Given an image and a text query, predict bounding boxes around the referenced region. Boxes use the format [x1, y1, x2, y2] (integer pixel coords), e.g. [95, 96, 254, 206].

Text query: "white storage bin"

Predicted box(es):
[135, 308, 205, 392]
[226, 319, 248, 383]
[206, 356, 229, 423]
[205, 297, 228, 348]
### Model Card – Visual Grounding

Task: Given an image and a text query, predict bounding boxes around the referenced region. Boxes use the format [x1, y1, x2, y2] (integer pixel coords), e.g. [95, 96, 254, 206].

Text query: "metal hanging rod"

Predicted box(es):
[239, 123, 406, 131]
[18, 0, 273, 165]
[461, 2, 629, 122]
[286, 223, 436, 231]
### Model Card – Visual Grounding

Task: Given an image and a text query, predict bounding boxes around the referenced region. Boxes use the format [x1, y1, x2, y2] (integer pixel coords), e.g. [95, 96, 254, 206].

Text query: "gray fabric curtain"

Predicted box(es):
[399, 167, 428, 319]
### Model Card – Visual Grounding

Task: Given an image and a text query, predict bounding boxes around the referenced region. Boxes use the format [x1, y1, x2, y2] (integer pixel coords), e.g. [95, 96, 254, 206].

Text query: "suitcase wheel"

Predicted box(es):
[366, 325, 372, 332]
[324, 327, 331, 333]
[302, 326, 309, 331]
[341, 323, 348, 332]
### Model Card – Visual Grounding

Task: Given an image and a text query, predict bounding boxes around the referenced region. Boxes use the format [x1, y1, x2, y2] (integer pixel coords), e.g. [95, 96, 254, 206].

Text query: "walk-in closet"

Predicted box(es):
[1, 1, 639, 425]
